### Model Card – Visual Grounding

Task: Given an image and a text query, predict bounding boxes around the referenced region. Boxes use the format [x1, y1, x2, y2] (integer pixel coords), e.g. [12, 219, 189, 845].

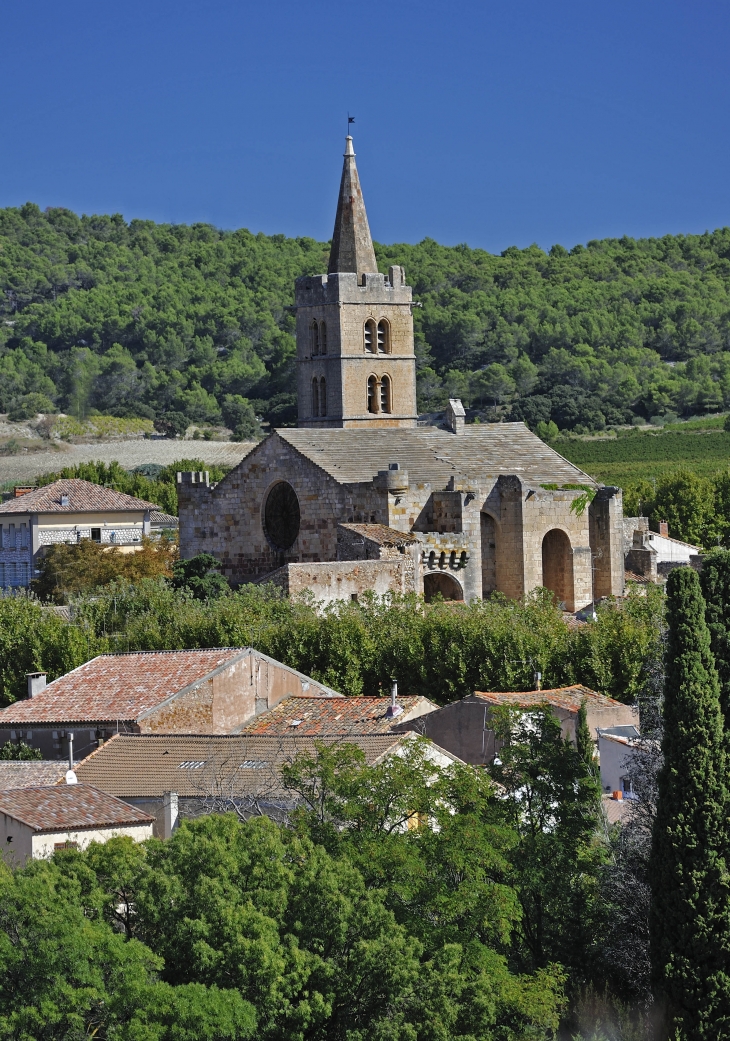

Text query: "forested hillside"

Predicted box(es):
[3, 201, 730, 432]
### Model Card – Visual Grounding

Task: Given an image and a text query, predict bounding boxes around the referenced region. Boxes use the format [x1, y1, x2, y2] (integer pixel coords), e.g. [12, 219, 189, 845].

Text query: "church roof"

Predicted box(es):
[328, 136, 378, 277]
[276, 424, 595, 487]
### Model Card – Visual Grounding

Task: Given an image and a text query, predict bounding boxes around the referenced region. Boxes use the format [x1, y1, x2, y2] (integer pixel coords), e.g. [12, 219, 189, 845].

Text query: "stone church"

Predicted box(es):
[178, 137, 625, 609]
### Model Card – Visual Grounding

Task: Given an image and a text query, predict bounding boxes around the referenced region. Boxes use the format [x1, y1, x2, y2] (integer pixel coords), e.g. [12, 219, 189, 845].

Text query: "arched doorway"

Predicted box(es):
[424, 572, 464, 603]
[541, 529, 574, 610]
[480, 513, 497, 597]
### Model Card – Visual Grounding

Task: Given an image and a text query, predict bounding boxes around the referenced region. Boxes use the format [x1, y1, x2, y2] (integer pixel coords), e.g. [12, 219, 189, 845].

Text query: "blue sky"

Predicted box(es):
[2, 1, 729, 252]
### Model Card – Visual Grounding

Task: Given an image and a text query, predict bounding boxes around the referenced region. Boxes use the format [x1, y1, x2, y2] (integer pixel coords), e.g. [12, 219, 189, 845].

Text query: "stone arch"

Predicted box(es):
[364, 318, 377, 353]
[480, 511, 499, 597]
[377, 318, 390, 353]
[380, 374, 392, 413]
[424, 571, 464, 603]
[541, 528, 574, 610]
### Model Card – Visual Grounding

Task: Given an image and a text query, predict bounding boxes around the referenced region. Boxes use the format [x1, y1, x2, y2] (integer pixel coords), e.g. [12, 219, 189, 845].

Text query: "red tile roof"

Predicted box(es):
[0, 784, 154, 831]
[0, 762, 66, 790]
[0, 649, 247, 725]
[338, 523, 421, 547]
[0, 479, 159, 514]
[472, 685, 624, 710]
[74, 733, 411, 798]
[238, 695, 437, 736]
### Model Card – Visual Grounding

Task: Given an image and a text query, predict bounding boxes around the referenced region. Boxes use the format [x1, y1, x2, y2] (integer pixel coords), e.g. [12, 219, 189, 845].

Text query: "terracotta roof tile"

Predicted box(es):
[0, 648, 247, 725]
[472, 685, 624, 710]
[0, 761, 66, 790]
[0, 479, 159, 514]
[74, 733, 410, 798]
[0, 783, 154, 831]
[338, 523, 421, 547]
[237, 695, 437, 736]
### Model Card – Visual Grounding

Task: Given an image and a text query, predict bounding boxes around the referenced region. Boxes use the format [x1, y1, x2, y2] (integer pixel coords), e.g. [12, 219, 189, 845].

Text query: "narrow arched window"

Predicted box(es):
[428, 550, 435, 569]
[449, 550, 456, 569]
[312, 378, 319, 417]
[364, 319, 376, 353]
[320, 321, 327, 355]
[380, 374, 392, 414]
[377, 319, 390, 353]
[367, 375, 378, 413]
[310, 321, 320, 356]
[319, 377, 327, 417]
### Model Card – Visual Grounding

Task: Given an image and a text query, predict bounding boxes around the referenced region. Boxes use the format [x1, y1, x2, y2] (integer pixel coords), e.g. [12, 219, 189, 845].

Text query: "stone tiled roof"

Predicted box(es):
[0, 761, 66, 790]
[237, 695, 437, 736]
[0, 648, 248, 725]
[0, 479, 159, 514]
[472, 684, 623, 710]
[602, 794, 635, 825]
[339, 523, 421, 547]
[0, 784, 154, 831]
[276, 425, 594, 487]
[150, 511, 179, 528]
[74, 732, 410, 798]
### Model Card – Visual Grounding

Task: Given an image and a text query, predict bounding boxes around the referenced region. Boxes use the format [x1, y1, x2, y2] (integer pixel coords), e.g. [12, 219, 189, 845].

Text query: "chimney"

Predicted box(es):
[385, 680, 403, 718]
[445, 398, 466, 435]
[60, 494, 70, 506]
[659, 520, 669, 537]
[13, 487, 34, 498]
[612, 790, 623, 801]
[68, 731, 74, 770]
[163, 791, 179, 839]
[26, 672, 47, 698]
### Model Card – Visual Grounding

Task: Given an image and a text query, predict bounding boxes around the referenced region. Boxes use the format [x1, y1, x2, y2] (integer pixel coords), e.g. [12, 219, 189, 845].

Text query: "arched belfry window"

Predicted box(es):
[312, 378, 320, 417]
[380, 374, 392, 414]
[320, 321, 327, 355]
[364, 319, 376, 353]
[367, 375, 378, 413]
[310, 321, 320, 356]
[377, 319, 390, 353]
[319, 377, 327, 417]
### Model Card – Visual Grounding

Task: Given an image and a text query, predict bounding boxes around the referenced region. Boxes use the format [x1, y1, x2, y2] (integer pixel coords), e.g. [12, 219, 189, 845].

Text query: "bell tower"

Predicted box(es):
[295, 136, 418, 428]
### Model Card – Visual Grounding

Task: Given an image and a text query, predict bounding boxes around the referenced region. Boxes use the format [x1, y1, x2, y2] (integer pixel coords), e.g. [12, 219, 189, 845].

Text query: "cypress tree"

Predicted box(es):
[576, 697, 598, 780]
[699, 548, 730, 727]
[649, 567, 730, 1039]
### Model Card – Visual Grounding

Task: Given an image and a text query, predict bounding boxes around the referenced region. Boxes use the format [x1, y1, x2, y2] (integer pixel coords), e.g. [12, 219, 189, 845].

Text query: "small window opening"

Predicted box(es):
[380, 375, 392, 414]
[428, 551, 435, 569]
[449, 550, 456, 569]
[377, 319, 389, 353]
[320, 321, 327, 354]
[439, 551, 446, 569]
[364, 319, 376, 353]
[310, 321, 320, 356]
[367, 375, 378, 413]
[91, 528, 101, 543]
[312, 378, 320, 417]
[319, 377, 327, 417]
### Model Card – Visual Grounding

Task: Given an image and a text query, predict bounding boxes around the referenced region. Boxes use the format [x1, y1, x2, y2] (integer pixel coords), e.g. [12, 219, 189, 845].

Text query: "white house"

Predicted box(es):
[0, 783, 154, 866]
[597, 725, 641, 796]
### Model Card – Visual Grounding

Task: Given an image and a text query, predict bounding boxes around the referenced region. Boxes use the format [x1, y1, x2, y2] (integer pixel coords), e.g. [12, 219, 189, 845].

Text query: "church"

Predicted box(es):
[178, 137, 625, 609]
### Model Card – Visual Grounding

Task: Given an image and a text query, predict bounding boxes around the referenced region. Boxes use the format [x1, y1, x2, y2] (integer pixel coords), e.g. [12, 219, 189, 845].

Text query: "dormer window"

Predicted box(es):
[364, 319, 376, 353]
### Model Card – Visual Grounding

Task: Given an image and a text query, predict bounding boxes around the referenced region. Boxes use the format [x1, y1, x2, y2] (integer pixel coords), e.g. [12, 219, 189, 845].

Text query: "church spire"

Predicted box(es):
[328, 136, 378, 278]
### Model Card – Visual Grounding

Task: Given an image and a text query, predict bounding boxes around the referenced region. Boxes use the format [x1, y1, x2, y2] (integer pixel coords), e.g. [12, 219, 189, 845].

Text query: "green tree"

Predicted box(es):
[575, 698, 597, 778]
[221, 394, 262, 441]
[649, 567, 730, 1038]
[650, 470, 717, 547]
[154, 411, 189, 438]
[490, 705, 603, 981]
[0, 740, 42, 760]
[699, 548, 730, 727]
[172, 552, 229, 599]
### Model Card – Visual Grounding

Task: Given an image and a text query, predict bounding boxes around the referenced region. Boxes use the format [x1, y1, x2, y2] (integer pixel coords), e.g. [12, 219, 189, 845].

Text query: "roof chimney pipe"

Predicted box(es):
[26, 672, 47, 698]
[386, 680, 403, 718]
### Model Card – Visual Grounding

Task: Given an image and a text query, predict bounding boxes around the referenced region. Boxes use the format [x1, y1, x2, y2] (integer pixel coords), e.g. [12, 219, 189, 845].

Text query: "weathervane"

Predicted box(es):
[347, 113, 355, 136]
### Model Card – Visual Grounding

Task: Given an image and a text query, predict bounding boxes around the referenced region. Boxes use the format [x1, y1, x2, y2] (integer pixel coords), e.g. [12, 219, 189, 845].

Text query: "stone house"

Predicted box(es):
[0, 783, 154, 866]
[0, 479, 161, 590]
[0, 648, 342, 760]
[73, 730, 462, 837]
[624, 517, 702, 581]
[399, 685, 638, 766]
[177, 137, 625, 610]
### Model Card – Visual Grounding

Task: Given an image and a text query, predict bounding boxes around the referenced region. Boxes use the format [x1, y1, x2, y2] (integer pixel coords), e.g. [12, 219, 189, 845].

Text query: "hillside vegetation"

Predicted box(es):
[4, 202, 730, 431]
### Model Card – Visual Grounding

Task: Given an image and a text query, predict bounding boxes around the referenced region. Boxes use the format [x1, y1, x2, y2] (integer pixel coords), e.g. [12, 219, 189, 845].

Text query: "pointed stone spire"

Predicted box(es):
[328, 136, 378, 277]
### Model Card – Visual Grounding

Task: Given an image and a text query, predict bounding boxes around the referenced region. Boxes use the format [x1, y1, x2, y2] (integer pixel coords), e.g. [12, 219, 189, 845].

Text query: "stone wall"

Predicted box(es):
[262, 558, 418, 604]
